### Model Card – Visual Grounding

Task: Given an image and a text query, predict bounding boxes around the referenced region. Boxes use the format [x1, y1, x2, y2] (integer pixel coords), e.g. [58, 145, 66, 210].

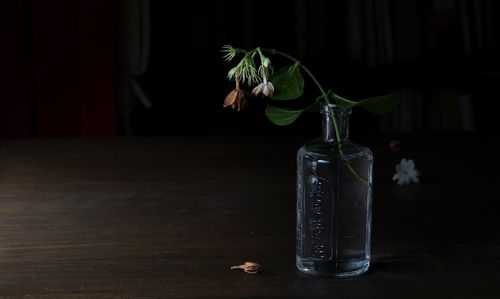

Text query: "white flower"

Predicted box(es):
[392, 158, 420, 185]
[252, 77, 275, 97]
[252, 64, 275, 97]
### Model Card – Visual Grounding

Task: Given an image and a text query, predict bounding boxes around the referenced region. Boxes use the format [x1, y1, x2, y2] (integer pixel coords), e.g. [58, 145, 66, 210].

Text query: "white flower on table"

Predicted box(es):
[393, 158, 420, 185]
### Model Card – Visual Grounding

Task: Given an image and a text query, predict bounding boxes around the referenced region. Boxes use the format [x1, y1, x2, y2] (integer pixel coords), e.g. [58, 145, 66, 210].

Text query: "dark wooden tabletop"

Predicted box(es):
[0, 135, 499, 298]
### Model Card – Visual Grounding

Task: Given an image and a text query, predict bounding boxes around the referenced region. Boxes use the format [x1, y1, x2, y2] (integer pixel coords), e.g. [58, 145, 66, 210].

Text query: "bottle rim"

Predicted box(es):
[320, 102, 352, 115]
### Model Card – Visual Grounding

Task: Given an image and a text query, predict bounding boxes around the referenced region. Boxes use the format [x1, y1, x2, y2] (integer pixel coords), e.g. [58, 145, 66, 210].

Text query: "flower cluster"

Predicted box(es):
[221, 45, 398, 126]
[222, 45, 275, 111]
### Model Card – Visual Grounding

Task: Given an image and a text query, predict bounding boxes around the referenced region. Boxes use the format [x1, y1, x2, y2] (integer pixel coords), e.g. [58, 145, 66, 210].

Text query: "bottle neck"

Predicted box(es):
[322, 104, 350, 143]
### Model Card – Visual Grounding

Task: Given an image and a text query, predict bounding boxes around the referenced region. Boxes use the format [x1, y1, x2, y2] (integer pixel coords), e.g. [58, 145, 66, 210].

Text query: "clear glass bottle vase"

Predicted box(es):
[296, 103, 373, 277]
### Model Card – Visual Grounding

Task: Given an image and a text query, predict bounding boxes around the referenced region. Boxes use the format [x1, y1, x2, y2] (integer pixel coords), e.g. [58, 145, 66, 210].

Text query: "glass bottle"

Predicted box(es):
[296, 103, 373, 277]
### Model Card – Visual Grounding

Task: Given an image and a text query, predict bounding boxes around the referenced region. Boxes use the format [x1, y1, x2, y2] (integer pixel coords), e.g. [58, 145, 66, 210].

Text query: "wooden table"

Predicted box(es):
[0, 135, 499, 298]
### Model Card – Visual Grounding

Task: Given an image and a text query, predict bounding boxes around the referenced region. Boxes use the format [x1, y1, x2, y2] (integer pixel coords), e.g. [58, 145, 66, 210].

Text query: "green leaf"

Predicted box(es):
[332, 93, 399, 115]
[269, 62, 304, 100]
[356, 94, 399, 115]
[304, 101, 321, 113]
[332, 94, 357, 110]
[265, 105, 304, 126]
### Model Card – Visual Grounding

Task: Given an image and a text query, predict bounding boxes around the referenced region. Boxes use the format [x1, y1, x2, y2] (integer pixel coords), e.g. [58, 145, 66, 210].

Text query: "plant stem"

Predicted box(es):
[262, 48, 371, 187]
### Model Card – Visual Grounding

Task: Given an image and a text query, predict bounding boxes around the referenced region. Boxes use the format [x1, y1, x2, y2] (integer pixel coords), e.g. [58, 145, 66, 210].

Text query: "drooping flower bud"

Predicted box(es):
[223, 79, 250, 111]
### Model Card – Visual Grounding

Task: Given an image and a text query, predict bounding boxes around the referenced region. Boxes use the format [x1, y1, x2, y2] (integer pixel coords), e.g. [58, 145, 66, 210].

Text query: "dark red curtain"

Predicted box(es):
[1, 0, 116, 137]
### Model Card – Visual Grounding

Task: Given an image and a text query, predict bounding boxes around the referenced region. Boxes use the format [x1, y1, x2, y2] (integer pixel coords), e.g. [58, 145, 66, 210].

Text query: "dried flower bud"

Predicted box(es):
[223, 79, 250, 111]
[230, 261, 262, 274]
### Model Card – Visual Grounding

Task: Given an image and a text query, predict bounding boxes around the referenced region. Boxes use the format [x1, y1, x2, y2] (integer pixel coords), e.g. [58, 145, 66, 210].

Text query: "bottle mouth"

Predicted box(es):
[320, 102, 352, 115]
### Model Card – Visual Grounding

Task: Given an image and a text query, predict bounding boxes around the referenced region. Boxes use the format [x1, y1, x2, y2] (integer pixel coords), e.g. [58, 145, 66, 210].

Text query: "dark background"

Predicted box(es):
[2, 0, 500, 138]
